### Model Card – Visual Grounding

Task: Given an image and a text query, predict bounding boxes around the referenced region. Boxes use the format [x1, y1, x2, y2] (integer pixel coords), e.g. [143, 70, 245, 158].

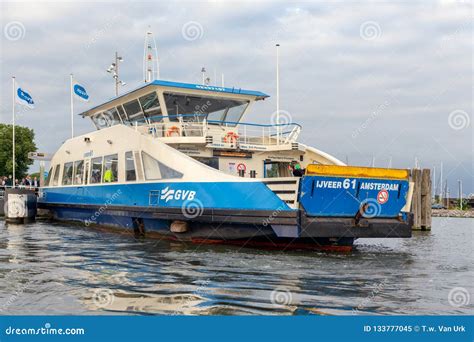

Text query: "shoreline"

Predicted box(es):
[432, 208, 474, 218]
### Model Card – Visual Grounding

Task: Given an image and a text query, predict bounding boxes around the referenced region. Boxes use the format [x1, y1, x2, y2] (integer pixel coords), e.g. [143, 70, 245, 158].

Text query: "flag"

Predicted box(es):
[15, 85, 35, 109]
[72, 80, 90, 102]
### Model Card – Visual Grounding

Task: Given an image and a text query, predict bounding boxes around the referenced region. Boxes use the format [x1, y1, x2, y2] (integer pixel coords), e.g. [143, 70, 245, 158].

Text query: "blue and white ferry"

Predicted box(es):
[38, 78, 414, 251]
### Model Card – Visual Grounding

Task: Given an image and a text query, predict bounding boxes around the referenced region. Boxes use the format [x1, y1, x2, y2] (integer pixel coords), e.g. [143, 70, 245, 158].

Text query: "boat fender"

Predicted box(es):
[170, 220, 189, 233]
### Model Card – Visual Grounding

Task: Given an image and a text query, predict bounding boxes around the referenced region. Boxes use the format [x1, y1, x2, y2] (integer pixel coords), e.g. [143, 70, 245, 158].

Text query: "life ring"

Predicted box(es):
[166, 126, 181, 137]
[224, 132, 239, 144]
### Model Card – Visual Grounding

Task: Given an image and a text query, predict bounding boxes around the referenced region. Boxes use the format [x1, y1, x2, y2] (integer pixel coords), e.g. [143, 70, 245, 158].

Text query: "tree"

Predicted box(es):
[0, 124, 37, 179]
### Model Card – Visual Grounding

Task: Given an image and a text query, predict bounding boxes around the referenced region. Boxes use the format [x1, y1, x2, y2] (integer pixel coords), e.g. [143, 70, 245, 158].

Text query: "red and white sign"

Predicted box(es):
[237, 163, 246, 172]
[377, 189, 389, 204]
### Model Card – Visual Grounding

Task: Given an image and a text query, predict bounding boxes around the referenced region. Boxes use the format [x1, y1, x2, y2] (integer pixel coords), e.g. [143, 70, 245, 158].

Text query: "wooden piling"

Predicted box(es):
[411, 168, 431, 230]
[420, 169, 432, 230]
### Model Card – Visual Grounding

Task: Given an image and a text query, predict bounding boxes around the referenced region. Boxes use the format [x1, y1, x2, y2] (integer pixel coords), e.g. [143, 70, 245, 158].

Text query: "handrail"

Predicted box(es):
[130, 113, 302, 129]
[207, 120, 302, 129]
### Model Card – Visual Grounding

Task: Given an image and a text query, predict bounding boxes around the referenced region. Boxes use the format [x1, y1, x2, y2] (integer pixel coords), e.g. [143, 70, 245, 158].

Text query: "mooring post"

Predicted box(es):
[411, 169, 422, 230]
[420, 169, 432, 230]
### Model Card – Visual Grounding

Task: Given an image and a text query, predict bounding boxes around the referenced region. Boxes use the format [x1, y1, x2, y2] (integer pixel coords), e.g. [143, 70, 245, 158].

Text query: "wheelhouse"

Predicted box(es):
[80, 80, 268, 129]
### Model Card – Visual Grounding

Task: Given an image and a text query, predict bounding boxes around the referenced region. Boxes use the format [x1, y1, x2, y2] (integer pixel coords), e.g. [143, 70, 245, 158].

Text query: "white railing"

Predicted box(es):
[136, 114, 302, 147]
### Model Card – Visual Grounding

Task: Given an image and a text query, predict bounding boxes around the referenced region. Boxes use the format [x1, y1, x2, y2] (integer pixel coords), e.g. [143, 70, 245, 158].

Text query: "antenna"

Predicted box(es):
[143, 28, 160, 82]
[107, 52, 125, 96]
[440, 162, 443, 199]
[201, 67, 206, 85]
[276, 43, 280, 144]
[221, 73, 225, 87]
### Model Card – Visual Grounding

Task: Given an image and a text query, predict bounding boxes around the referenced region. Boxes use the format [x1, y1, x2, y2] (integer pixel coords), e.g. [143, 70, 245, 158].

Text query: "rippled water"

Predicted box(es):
[0, 217, 472, 315]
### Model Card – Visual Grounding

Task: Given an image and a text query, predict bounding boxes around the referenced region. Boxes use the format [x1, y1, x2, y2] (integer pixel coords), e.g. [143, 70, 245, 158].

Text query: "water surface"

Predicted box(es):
[0, 217, 472, 315]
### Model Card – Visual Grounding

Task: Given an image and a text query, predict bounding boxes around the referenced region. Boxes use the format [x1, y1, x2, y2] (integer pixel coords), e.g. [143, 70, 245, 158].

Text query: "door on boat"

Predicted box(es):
[263, 161, 292, 178]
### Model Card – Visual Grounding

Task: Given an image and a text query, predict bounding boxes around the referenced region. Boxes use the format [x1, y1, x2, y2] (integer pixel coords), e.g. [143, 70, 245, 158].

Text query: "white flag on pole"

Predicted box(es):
[15, 84, 35, 109]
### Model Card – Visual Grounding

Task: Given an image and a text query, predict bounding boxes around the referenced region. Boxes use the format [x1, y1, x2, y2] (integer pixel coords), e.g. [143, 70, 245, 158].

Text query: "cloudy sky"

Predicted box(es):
[0, 0, 472, 194]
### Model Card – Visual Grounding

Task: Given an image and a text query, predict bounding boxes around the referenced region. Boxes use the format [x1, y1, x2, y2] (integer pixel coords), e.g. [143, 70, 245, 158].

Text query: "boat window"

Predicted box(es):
[73, 160, 84, 185]
[134, 151, 144, 181]
[123, 99, 146, 123]
[103, 108, 122, 125]
[207, 108, 227, 121]
[193, 157, 219, 170]
[62, 162, 74, 185]
[91, 108, 121, 129]
[116, 105, 131, 125]
[125, 151, 136, 181]
[103, 154, 118, 183]
[84, 161, 90, 185]
[141, 151, 183, 180]
[224, 102, 248, 123]
[163, 92, 248, 125]
[45, 167, 53, 186]
[264, 161, 291, 178]
[52, 164, 61, 186]
[90, 157, 103, 184]
[139, 92, 163, 123]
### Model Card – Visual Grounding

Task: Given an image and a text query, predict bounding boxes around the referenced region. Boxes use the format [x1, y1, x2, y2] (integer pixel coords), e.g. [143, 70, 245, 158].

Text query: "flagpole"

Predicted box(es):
[70, 73, 74, 138]
[12, 76, 16, 188]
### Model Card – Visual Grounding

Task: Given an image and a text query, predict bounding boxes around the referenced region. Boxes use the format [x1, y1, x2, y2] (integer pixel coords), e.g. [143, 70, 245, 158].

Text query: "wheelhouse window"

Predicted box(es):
[141, 151, 183, 180]
[90, 157, 103, 184]
[123, 99, 145, 123]
[163, 92, 248, 125]
[52, 164, 61, 186]
[62, 162, 73, 185]
[116, 105, 130, 125]
[139, 92, 163, 123]
[91, 108, 121, 129]
[125, 151, 136, 181]
[45, 167, 53, 186]
[103, 154, 118, 183]
[73, 160, 84, 185]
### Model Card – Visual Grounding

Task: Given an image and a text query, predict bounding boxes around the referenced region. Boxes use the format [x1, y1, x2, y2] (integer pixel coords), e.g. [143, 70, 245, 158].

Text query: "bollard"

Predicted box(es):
[4, 188, 37, 223]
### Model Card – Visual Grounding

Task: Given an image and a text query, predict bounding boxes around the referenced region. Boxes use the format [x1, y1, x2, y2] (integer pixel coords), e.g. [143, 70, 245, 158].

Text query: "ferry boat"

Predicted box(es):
[38, 43, 413, 251]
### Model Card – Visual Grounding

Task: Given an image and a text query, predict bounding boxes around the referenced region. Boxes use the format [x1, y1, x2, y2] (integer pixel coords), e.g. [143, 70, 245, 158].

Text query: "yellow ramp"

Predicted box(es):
[306, 164, 409, 180]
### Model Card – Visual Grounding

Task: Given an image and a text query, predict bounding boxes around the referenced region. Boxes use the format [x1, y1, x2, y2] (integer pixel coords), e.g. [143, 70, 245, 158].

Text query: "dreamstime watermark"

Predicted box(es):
[84, 14, 121, 50]
[5, 323, 85, 336]
[271, 110, 293, 129]
[270, 287, 293, 306]
[262, 205, 286, 227]
[351, 90, 399, 139]
[448, 110, 470, 131]
[359, 21, 382, 41]
[92, 288, 115, 308]
[352, 278, 388, 314]
[181, 198, 204, 219]
[85, 189, 122, 226]
[181, 21, 203, 41]
[0, 270, 32, 313]
[4, 21, 26, 41]
[448, 287, 470, 308]
[3, 197, 26, 218]
[358, 198, 381, 219]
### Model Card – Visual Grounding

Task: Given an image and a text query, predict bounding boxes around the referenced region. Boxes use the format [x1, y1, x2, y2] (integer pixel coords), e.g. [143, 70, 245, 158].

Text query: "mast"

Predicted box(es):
[144, 28, 159, 82]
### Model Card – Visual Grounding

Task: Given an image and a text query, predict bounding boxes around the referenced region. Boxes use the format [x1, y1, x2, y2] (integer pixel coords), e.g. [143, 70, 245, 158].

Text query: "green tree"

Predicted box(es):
[0, 124, 37, 179]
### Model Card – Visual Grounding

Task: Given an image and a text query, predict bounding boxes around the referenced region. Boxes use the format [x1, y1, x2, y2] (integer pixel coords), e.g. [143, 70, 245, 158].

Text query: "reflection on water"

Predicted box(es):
[0, 218, 472, 315]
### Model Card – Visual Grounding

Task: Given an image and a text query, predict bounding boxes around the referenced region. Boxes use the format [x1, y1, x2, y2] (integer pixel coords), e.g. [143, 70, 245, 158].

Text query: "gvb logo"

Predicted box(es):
[160, 186, 196, 203]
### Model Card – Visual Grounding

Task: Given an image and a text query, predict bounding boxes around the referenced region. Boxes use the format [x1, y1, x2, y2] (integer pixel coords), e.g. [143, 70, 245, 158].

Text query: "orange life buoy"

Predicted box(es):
[166, 126, 181, 137]
[224, 132, 239, 143]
